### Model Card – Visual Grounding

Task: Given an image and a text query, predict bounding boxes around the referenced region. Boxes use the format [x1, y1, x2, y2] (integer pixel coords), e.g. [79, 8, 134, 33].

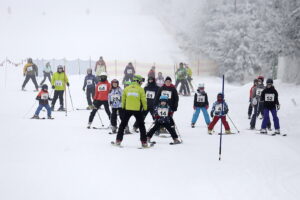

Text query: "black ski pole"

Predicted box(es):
[219, 75, 225, 161]
[23, 101, 37, 118]
[67, 86, 74, 111]
[227, 114, 240, 133]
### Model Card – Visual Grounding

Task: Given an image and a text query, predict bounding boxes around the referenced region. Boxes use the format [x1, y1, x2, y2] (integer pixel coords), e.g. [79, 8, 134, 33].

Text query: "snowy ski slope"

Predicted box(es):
[0, 66, 300, 200]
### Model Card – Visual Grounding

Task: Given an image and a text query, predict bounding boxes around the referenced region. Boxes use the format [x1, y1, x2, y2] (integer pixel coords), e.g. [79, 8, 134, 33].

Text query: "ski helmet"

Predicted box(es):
[111, 79, 119, 87]
[42, 84, 48, 90]
[266, 78, 273, 84]
[217, 93, 224, 100]
[99, 72, 107, 82]
[253, 79, 258, 84]
[159, 95, 168, 101]
[133, 75, 144, 83]
[257, 75, 264, 82]
[27, 58, 33, 63]
[198, 83, 205, 88]
[87, 68, 92, 74]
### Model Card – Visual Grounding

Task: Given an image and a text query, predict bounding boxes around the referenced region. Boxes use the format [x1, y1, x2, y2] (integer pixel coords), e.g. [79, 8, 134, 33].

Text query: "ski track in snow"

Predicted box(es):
[0, 66, 300, 200]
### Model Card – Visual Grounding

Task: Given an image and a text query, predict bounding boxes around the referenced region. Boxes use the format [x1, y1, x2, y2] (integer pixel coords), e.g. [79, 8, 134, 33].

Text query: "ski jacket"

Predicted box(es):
[261, 86, 279, 110]
[83, 74, 97, 90]
[175, 67, 187, 80]
[95, 60, 107, 76]
[186, 67, 192, 77]
[153, 104, 173, 124]
[36, 90, 51, 105]
[51, 72, 69, 91]
[43, 64, 52, 74]
[252, 84, 265, 102]
[124, 65, 135, 76]
[94, 80, 111, 101]
[108, 87, 123, 108]
[155, 84, 179, 111]
[211, 101, 229, 116]
[194, 90, 209, 107]
[148, 69, 155, 78]
[249, 85, 256, 99]
[156, 76, 164, 87]
[144, 82, 159, 109]
[23, 63, 38, 76]
[122, 82, 147, 111]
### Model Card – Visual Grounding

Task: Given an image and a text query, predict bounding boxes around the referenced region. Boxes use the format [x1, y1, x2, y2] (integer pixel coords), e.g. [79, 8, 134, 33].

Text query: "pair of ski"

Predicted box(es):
[247, 128, 286, 136]
[111, 141, 156, 149]
[30, 117, 54, 120]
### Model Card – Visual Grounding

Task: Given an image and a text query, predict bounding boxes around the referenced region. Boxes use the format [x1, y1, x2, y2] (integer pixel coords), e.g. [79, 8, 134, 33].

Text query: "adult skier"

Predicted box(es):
[208, 93, 231, 134]
[148, 66, 156, 78]
[185, 64, 194, 92]
[122, 62, 135, 85]
[156, 72, 164, 87]
[114, 75, 148, 147]
[83, 68, 97, 109]
[95, 56, 107, 81]
[22, 58, 39, 91]
[191, 83, 210, 128]
[248, 79, 258, 119]
[51, 65, 69, 111]
[146, 96, 181, 144]
[87, 72, 111, 128]
[260, 79, 281, 135]
[175, 62, 190, 96]
[133, 76, 159, 132]
[40, 62, 53, 86]
[108, 79, 123, 133]
[31, 84, 53, 119]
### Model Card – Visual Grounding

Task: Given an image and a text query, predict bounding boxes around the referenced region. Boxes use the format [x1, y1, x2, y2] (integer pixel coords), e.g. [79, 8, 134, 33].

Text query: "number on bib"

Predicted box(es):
[127, 69, 133, 74]
[158, 108, 168, 117]
[215, 104, 222, 112]
[55, 80, 63, 86]
[98, 84, 107, 91]
[161, 90, 172, 99]
[256, 88, 263, 96]
[197, 95, 205, 102]
[27, 66, 33, 72]
[87, 80, 93, 85]
[265, 93, 275, 102]
[111, 94, 121, 102]
[146, 91, 155, 99]
[41, 93, 49, 100]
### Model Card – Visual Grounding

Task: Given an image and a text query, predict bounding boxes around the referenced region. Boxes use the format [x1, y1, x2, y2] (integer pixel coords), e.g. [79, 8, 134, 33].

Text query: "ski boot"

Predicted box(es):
[225, 130, 232, 134]
[248, 115, 251, 119]
[267, 127, 272, 131]
[125, 126, 131, 134]
[87, 122, 92, 129]
[22, 87, 26, 91]
[111, 126, 117, 134]
[191, 123, 195, 128]
[172, 138, 182, 144]
[260, 129, 267, 134]
[208, 129, 213, 135]
[133, 126, 139, 133]
[34, 88, 39, 92]
[58, 106, 65, 111]
[31, 115, 39, 119]
[250, 126, 255, 130]
[141, 141, 148, 148]
[48, 116, 54, 119]
[274, 129, 280, 135]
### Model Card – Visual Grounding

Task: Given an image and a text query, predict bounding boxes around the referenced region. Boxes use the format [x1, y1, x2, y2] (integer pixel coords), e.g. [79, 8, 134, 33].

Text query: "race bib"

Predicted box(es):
[41, 93, 49, 100]
[161, 90, 172, 99]
[98, 84, 107, 91]
[87, 79, 93, 85]
[197, 94, 205, 102]
[256, 88, 263, 96]
[265, 93, 275, 102]
[158, 107, 168, 117]
[215, 104, 223, 112]
[127, 69, 133, 74]
[111, 94, 121, 102]
[27, 66, 33, 72]
[55, 80, 63, 86]
[146, 91, 155, 99]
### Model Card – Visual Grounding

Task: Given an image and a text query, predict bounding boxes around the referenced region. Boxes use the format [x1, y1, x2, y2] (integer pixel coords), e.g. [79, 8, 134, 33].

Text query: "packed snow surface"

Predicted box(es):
[0, 66, 300, 200]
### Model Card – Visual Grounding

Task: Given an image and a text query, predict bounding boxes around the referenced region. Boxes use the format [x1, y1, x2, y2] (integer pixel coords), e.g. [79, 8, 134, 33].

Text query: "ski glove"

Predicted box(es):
[210, 111, 214, 118]
[82, 88, 85, 91]
[67, 82, 70, 87]
[276, 104, 280, 110]
[52, 85, 55, 89]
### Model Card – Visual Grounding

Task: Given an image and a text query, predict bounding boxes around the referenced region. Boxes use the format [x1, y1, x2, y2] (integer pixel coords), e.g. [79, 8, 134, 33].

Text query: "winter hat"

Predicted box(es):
[165, 76, 172, 82]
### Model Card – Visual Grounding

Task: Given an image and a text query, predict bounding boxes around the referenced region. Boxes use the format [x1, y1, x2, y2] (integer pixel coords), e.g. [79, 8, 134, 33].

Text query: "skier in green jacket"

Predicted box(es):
[51, 65, 69, 111]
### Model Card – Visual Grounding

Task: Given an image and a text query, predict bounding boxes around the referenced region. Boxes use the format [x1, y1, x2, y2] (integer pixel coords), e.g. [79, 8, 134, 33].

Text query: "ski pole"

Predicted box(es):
[219, 75, 225, 161]
[23, 101, 37, 118]
[227, 114, 240, 133]
[96, 110, 104, 127]
[67, 86, 74, 111]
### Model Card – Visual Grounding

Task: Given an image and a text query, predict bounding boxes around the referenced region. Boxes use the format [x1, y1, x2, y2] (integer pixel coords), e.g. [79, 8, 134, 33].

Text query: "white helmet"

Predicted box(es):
[198, 83, 205, 88]
[100, 72, 107, 76]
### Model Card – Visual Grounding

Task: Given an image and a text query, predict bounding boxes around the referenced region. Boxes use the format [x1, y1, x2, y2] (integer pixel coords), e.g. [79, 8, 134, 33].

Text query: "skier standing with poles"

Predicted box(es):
[39, 62, 53, 86]
[22, 58, 39, 91]
[83, 68, 97, 110]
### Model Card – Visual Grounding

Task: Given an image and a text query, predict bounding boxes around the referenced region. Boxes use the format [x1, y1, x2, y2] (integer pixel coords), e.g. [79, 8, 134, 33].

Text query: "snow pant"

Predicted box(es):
[147, 122, 178, 139]
[111, 108, 124, 127]
[208, 115, 230, 131]
[117, 110, 147, 142]
[35, 104, 52, 117]
[187, 76, 194, 91]
[40, 73, 51, 85]
[86, 87, 95, 106]
[191, 107, 211, 125]
[51, 90, 64, 108]
[89, 100, 111, 123]
[133, 108, 155, 129]
[250, 104, 271, 128]
[261, 108, 280, 130]
[178, 80, 190, 95]
[248, 103, 253, 117]
[22, 75, 39, 90]
[257, 101, 264, 117]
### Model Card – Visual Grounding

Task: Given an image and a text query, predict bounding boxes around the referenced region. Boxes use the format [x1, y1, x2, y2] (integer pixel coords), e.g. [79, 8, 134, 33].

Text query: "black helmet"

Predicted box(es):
[217, 93, 224, 99]
[27, 58, 33, 63]
[42, 84, 48, 90]
[266, 78, 273, 84]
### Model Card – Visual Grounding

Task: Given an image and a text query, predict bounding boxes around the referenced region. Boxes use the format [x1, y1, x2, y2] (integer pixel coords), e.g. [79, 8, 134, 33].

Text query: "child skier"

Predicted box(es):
[83, 68, 97, 110]
[260, 79, 281, 135]
[87, 72, 111, 128]
[51, 65, 69, 111]
[146, 96, 181, 144]
[191, 83, 210, 128]
[208, 93, 231, 134]
[32, 84, 53, 119]
[108, 79, 123, 133]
